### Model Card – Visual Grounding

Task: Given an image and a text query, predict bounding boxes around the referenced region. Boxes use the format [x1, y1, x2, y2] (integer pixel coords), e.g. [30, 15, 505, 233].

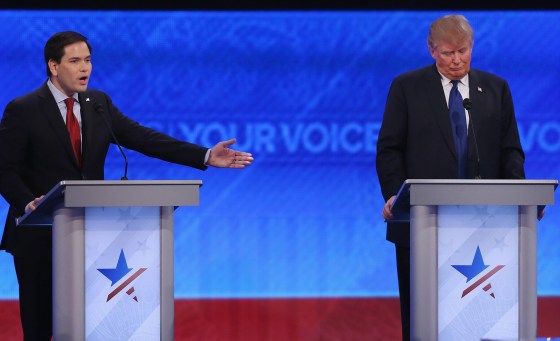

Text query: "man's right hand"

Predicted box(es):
[382, 195, 396, 221]
[24, 195, 45, 214]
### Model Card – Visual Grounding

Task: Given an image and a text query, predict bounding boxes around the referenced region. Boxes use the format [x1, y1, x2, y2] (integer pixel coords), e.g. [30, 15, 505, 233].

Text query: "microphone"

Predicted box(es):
[94, 103, 129, 180]
[462, 98, 481, 179]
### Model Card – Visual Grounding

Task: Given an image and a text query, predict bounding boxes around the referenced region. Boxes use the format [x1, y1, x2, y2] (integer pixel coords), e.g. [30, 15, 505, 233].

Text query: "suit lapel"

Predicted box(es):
[424, 65, 457, 160]
[467, 70, 483, 177]
[467, 70, 482, 118]
[78, 92, 94, 168]
[37, 83, 79, 166]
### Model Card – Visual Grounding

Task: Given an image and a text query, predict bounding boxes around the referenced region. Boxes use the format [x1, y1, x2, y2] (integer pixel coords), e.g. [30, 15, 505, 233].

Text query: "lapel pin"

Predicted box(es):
[477, 87, 482, 93]
[86, 97, 90, 102]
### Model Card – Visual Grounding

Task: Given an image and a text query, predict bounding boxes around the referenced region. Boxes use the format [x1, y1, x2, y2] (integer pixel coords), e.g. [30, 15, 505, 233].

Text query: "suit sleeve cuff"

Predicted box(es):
[204, 149, 211, 165]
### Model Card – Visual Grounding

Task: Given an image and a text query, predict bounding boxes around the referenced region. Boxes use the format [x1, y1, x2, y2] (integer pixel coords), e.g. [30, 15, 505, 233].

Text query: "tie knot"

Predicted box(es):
[64, 97, 75, 109]
[451, 80, 460, 88]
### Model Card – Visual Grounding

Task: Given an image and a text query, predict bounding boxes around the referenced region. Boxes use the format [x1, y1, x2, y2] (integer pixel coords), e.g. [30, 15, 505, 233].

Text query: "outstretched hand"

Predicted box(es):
[207, 138, 254, 168]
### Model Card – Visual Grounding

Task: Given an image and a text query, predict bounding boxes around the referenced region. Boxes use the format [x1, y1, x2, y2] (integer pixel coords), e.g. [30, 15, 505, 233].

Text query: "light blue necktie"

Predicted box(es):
[449, 80, 468, 178]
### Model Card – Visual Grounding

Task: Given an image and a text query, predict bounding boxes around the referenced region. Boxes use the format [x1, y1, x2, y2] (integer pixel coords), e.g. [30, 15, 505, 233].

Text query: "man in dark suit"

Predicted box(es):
[376, 14, 525, 340]
[0, 31, 253, 340]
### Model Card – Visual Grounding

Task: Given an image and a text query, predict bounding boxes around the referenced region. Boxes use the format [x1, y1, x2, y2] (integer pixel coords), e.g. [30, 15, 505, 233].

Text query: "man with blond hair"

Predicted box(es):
[376, 14, 525, 339]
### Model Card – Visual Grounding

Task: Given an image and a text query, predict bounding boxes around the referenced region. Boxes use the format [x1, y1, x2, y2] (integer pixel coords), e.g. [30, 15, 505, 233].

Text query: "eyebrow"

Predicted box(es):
[67, 55, 91, 61]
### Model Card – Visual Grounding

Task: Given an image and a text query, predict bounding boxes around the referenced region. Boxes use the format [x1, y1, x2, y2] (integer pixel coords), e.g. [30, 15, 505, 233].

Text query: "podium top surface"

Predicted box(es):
[17, 180, 203, 226]
[390, 179, 558, 222]
[398, 179, 558, 187]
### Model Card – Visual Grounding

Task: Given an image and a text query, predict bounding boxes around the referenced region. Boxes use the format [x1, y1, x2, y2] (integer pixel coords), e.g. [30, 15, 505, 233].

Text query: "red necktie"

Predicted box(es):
[64, 97, 82, 167]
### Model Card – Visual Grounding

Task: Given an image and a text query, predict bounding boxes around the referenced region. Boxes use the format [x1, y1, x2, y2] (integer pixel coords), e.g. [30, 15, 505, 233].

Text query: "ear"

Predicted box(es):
[427, 39, 436, 59]
[48, 59, 58, 77]
[428, 45, 437, 59]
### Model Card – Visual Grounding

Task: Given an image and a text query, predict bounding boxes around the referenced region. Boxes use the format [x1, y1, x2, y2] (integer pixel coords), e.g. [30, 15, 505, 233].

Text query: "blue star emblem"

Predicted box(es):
[97, 249, 132, 286]
[452, 246, 489, 282]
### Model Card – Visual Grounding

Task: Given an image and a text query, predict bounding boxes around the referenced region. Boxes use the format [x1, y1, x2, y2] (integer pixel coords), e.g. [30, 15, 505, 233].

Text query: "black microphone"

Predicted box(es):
[463, 98, 481, 179]
[94, 103, 129, 180]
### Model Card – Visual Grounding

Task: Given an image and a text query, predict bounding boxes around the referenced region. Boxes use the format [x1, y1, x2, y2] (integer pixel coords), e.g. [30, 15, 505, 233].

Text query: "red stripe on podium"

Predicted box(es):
[461, 265, 505, 298]
[106, 267, 146, 302]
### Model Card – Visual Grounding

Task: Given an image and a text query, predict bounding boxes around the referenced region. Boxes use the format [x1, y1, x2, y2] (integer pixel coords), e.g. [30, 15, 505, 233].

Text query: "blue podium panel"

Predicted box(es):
[438, 205, 519, 341]
[85, 206, 162, 340]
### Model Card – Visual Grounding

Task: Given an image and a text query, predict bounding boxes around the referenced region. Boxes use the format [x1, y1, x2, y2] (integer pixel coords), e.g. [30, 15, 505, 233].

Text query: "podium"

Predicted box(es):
[17, 180, 203, 341]
[391, 179, 557, 341]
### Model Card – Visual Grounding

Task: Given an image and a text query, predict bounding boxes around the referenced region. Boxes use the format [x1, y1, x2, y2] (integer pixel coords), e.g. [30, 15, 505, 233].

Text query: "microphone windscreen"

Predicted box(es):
[463, 98, 472, 110]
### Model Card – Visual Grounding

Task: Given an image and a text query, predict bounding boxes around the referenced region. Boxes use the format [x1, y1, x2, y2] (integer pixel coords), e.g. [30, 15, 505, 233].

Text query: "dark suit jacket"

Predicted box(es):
[376, 64, 525, 246]
[0, 82, 209, 257]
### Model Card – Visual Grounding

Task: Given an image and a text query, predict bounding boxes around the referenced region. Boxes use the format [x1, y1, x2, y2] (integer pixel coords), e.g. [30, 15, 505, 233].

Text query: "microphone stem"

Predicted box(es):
[95, 104, 129, 180]
[467, 108, 481, 179]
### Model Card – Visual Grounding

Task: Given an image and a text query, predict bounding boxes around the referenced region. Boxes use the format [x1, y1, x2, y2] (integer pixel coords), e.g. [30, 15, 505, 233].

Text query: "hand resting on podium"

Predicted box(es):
[381, 195, 397, 221]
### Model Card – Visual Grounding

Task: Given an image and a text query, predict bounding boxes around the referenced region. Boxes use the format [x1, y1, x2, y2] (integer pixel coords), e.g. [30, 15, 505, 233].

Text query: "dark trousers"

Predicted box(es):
[395, 245, 410, 341]
[14, 256, 52, 341]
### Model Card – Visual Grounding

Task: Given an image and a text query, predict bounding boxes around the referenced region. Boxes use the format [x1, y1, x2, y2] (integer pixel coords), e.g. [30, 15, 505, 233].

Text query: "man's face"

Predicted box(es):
[429, 40, 472, 80]
[49, 41, 92, 97]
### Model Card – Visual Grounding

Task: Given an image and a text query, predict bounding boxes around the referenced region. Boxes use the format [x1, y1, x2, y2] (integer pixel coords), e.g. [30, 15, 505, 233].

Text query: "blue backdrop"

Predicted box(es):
[0, 10, 558, 298]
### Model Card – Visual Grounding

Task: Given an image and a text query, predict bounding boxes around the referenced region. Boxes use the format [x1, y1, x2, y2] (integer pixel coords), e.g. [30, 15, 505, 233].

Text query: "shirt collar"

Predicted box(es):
[47, 79, 79, 104]
[440, 73, 469, 88]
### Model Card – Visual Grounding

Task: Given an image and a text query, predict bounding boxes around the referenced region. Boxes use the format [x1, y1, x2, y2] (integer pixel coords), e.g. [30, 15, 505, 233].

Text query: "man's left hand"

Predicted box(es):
[207, 138, 254, 168]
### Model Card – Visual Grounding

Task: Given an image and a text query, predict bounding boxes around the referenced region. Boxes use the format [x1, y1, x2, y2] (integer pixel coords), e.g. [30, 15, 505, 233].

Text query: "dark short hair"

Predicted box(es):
[44, 31, 92, 77]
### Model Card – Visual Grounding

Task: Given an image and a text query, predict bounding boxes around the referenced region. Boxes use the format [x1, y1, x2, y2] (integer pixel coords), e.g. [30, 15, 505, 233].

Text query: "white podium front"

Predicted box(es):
[391, 179, 557, 341]
[17, 180, 202, 341]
